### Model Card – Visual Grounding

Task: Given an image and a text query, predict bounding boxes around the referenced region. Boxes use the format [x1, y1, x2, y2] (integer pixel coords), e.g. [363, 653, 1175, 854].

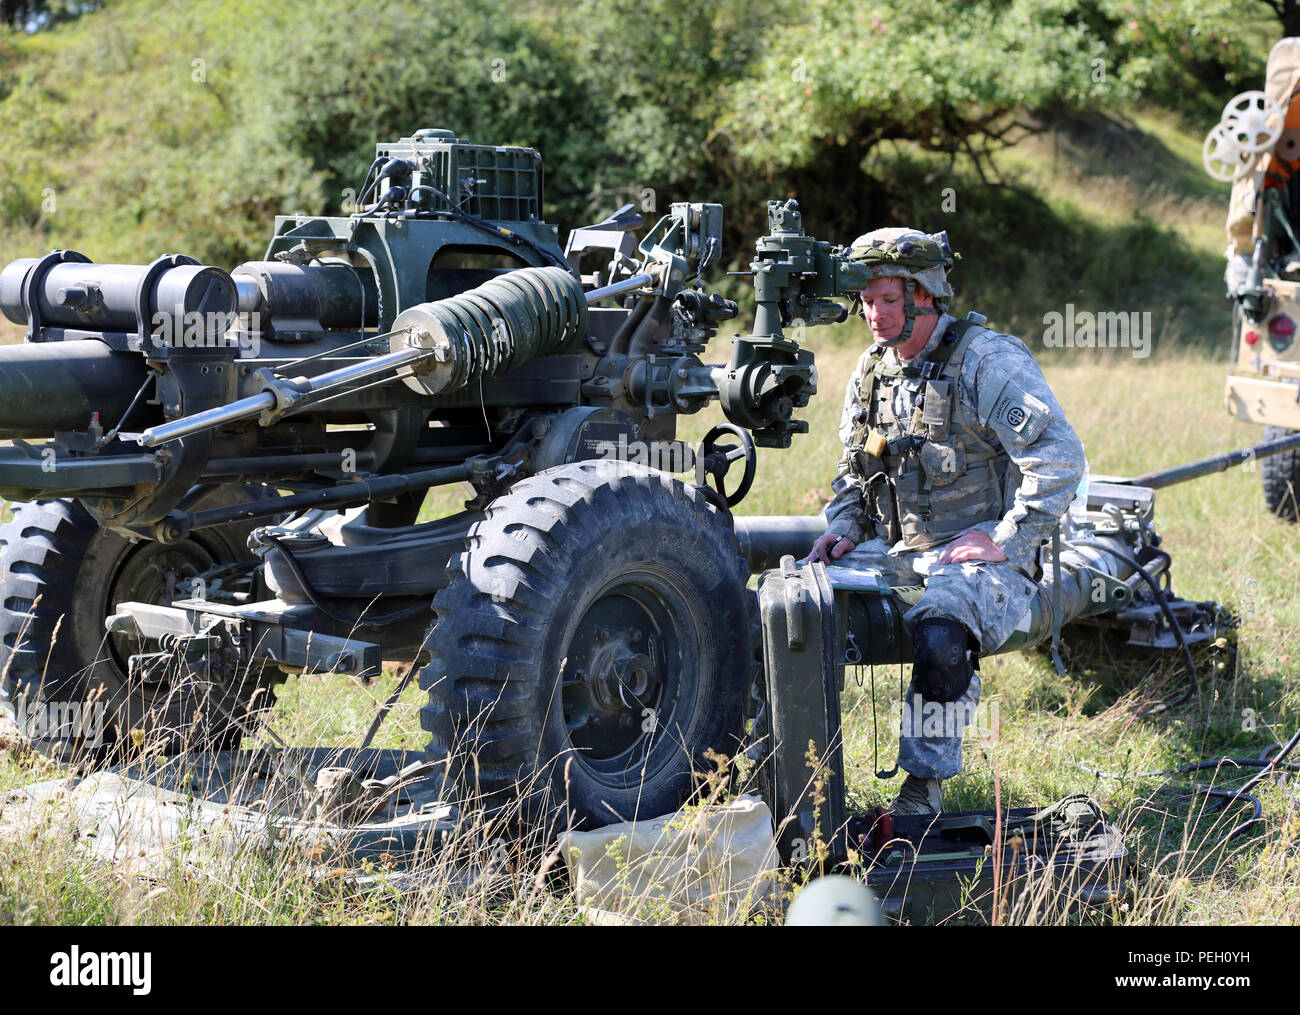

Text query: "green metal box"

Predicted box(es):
[376, 128, 542, 223]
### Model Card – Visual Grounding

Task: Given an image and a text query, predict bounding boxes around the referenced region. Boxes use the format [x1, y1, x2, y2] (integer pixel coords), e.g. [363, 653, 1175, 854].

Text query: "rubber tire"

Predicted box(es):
[0, 498, 281, 758]
[1261, 425, 1300, 522]
[419, 460, 752, 828]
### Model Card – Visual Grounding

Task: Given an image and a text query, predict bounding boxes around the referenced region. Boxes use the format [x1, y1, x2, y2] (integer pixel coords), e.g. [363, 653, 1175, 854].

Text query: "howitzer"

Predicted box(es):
[0, 128, 877, 825]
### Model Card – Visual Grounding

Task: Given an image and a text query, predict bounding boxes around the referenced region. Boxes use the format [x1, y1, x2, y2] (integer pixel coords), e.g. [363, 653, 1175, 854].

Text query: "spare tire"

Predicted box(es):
[1261, 425, 1300, 522]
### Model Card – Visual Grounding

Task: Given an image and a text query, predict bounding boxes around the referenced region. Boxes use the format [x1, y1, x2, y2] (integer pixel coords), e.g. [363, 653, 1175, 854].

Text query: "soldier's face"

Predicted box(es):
[859, 277, 933, 345]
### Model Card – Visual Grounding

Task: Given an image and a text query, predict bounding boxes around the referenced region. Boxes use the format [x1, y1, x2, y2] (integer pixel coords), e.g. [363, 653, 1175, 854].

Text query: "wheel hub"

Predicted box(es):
[560, 580, 685, 764]
[587, 641, 657, 710]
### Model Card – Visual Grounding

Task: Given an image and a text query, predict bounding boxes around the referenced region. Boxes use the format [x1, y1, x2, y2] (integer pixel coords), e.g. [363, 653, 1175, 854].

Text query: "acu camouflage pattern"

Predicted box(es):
[847, 228, 957, 301]
[842, 319, 1008, 549]
[823, 312, 1086, 779]
[825, 312, 1085, 568]
[834, 538, 1033, 779]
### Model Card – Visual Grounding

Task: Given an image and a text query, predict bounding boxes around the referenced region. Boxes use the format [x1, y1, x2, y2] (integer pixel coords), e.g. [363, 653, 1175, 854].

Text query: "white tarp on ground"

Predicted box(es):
[559, 795, 780, 924]
[0, 741, 457, 878]
[1, 727, 781, 921]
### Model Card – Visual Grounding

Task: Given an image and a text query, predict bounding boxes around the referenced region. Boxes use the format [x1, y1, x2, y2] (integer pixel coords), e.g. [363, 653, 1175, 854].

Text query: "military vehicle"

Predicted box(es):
[0, 127, 873, 826]
[1216, 39, 1300, 519]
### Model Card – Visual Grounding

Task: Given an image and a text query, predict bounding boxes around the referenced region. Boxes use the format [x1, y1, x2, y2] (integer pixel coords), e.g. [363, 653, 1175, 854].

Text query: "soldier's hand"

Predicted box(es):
[936, 530, 1007, 566]
[804, 533, 856, 565]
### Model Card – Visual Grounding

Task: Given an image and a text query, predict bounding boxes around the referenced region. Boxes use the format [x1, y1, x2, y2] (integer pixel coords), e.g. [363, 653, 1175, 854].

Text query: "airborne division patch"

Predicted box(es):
[981, 379, 1051, 444]
[995, 395, 1028, 430]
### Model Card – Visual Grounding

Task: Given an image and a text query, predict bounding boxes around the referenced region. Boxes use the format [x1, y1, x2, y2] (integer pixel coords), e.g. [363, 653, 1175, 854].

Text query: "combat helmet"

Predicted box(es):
[848, 227, 958, 346]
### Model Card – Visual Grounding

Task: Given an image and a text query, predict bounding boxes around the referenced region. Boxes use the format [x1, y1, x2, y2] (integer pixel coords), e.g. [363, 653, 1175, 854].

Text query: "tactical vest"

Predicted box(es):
[845, 314, 1007, 549]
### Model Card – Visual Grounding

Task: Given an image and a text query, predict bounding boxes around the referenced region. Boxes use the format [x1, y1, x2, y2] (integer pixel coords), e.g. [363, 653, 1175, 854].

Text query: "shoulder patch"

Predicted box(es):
[976, 374, 1009, 427]
[987, 382, 1051, 444]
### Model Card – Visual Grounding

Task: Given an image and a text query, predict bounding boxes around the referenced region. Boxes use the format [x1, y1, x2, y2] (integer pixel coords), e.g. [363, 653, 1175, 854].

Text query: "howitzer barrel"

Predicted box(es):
[1121, 431, 1300, 489]
[0, 339, 149, 435]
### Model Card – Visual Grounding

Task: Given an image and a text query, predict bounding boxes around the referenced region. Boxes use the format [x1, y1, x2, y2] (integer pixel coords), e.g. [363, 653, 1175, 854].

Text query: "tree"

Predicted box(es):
[1258, 0, 1300, 37]
[1, 1, 103, 32]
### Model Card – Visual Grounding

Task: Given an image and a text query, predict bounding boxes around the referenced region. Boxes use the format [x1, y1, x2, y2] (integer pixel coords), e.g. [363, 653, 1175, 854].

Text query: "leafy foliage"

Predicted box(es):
[720, 0, 1256, 174]
[0, 0, 1275, 306]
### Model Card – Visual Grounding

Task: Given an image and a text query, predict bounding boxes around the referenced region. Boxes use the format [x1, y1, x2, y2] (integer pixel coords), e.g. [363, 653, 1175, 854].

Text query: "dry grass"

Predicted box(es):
[0, 661, 785, 926]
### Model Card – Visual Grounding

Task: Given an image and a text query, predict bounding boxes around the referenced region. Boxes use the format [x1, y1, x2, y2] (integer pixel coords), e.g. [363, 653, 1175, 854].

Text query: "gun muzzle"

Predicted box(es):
[1, 256, 236, 337]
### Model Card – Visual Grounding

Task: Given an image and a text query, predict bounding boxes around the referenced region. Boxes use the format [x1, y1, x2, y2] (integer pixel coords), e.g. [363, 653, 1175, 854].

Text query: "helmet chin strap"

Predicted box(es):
[879, 278, 942, 348]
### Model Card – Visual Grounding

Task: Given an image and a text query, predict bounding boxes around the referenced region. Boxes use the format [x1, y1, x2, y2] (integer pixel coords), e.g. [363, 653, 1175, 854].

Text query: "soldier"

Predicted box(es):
[805, 227, 1086, 815]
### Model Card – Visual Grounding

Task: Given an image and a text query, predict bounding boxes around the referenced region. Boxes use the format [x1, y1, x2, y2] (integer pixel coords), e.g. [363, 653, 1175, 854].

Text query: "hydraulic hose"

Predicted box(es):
[1065, 539, 1199, 718]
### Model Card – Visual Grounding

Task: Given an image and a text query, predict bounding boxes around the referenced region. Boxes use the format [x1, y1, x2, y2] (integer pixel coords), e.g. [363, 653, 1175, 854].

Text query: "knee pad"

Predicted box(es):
[912, 617, 979, 704]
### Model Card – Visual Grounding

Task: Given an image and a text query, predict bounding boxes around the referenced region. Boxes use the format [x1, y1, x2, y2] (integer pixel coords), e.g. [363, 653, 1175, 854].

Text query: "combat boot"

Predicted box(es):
[892, 773, 943, 815]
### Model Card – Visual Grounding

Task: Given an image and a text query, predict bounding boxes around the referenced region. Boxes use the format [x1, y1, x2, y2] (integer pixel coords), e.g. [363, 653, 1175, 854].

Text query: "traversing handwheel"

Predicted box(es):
[699, 422, 757, 507]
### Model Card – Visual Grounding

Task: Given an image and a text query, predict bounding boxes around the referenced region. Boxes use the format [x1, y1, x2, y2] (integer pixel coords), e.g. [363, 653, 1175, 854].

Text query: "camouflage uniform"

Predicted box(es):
[825, 313, 1086, 778]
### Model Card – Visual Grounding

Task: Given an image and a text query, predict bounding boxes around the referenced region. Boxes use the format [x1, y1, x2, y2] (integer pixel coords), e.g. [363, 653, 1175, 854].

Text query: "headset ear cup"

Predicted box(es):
[912, 617, 977, 704]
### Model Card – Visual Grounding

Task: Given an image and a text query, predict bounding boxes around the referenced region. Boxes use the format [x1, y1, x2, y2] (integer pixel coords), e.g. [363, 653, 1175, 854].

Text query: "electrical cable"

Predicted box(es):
[1229, 723, 1300, 799]
[354, 187, 406, 217]
[351, 156, 387, 212]
[401, 184, 572, 272]
[1079, 725, 1300, 846]
[1065, 537, 1300, 843]
[1078, 756, 1300, 781]
[99, 372, 157, 447]
[1064, 539, 1198, 717]
[1196, 786, 1264, 844]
